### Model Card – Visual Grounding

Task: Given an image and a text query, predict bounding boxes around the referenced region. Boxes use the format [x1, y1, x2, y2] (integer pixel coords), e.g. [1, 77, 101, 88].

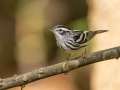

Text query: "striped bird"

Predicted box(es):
[50, 25, 108, 51]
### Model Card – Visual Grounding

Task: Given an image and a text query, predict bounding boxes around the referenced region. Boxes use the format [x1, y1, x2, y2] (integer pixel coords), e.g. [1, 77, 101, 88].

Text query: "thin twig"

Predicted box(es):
[0, 46, 120, 90]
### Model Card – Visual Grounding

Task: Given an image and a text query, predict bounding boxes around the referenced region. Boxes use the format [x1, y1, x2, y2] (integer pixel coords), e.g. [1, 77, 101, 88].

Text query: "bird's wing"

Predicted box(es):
[71, 30, 83, 41]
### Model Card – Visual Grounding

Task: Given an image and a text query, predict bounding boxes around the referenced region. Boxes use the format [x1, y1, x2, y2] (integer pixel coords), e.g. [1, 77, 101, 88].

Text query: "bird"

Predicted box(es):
[50, 25, 108, 71]
[50, 25, 108, 51]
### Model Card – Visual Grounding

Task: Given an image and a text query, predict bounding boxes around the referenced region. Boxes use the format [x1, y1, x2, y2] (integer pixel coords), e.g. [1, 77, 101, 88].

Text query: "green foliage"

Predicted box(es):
[70, 18, 88, 31]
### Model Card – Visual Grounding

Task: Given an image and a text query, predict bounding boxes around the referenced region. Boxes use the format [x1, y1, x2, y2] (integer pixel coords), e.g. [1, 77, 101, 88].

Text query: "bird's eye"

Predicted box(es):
[57, 29, 65, 34]
[58, 29, 62, 32]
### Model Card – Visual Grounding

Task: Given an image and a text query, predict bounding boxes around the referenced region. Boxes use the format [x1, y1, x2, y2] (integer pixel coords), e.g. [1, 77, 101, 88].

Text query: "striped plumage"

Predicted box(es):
[51, 25, 108, 50]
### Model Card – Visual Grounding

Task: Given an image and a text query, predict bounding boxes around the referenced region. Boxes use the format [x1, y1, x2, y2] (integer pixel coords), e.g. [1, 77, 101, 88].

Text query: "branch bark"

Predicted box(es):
[0, 46, 120, 90]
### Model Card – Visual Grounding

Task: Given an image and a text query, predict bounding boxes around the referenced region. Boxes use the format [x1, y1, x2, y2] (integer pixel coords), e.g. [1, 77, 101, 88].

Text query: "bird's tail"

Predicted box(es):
[93, 30, 108, 35]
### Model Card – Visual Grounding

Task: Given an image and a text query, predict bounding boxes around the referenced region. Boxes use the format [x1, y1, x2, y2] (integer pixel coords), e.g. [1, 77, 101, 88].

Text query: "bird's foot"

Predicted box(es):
[62, 60, 70, 74]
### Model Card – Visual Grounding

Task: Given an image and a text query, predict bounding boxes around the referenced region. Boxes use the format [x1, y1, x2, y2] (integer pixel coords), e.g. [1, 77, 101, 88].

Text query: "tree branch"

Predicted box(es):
[0, 46, 120, 90]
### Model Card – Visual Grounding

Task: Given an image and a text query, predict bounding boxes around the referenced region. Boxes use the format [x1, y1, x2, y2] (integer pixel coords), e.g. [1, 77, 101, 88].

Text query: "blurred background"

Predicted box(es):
[0, 0, 120, 90]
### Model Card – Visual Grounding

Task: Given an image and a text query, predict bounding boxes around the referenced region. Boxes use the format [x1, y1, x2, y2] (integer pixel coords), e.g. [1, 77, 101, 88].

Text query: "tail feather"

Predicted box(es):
[93, 30, 108, 35]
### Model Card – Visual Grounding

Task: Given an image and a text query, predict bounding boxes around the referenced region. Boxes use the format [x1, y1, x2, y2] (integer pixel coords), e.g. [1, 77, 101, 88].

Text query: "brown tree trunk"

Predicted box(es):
[88, 0, 120, 90]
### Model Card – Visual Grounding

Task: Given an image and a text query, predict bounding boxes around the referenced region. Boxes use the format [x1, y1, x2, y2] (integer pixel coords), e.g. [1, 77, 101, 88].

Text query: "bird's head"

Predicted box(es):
[50, 25, 71, 37]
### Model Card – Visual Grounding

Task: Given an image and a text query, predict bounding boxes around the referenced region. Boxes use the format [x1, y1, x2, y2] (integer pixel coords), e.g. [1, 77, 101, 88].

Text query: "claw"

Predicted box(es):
[62, 61, 69, 73]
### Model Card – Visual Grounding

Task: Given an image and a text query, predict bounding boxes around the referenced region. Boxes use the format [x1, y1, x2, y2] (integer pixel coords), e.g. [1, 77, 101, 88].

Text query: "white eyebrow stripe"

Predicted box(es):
[56, 28, 71, 31]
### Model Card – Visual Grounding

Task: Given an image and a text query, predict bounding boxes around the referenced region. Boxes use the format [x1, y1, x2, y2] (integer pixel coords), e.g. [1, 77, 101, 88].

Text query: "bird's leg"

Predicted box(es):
[62, 52, 71, 73]
[81, 46, 87, 59]
[79, 44, 88, 59]
[71, 44, 88, 60]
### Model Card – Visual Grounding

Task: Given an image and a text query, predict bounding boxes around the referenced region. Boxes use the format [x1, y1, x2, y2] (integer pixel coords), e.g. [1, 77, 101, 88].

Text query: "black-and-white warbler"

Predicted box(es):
[50, 25, 108, 51]
[50, 25, 108, 72]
